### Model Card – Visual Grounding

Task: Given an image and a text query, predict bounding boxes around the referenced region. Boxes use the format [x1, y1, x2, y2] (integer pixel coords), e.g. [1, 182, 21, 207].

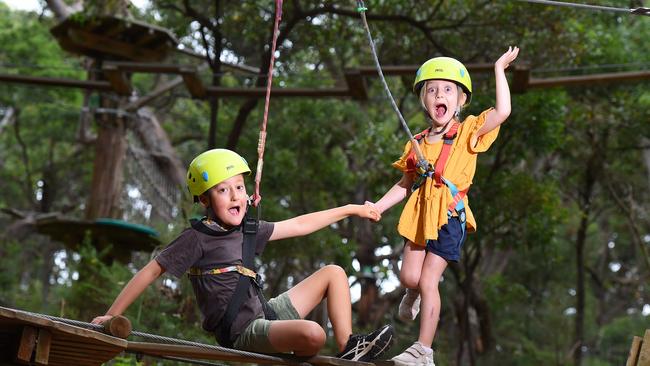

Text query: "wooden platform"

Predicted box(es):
[0, 307, 380, 366]
[0, 307, 126, 366]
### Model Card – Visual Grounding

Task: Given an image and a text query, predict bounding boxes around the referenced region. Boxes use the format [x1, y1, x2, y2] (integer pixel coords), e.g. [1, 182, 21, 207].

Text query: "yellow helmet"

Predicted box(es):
[413, 57, 472, 106]
[186, 149, 251, 200]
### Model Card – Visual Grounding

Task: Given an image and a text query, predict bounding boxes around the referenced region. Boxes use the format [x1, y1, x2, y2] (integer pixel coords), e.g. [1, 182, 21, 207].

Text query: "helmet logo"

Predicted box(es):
[434, 68, 443, 72]
[226, 164, 235, 171]
[460, 69, 465, 77]
[202, 171, 209, 182]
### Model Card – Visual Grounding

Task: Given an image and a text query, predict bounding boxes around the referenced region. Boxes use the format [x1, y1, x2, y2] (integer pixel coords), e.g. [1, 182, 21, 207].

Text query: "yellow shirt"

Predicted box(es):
[392, 109, 499, 246]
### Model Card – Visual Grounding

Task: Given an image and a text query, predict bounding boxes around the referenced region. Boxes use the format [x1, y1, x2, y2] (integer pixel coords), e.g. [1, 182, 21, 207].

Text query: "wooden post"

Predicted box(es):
[34, 329, 52, 365]
[103, 315, 132, 339]
[627, 336, 643, 366]
[637, 330, 650, 366]
[15, 326, 37, 364]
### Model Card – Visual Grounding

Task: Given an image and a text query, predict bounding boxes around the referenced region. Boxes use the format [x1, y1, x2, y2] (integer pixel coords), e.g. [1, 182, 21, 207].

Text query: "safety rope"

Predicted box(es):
[17, 309, 295, 364]
[355, 0, 431, 174]
[515, 0, 650, 16]
[252, 0, 283, 208]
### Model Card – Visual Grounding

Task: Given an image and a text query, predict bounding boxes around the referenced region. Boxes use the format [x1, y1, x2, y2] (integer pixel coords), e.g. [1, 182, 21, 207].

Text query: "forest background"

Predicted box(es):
[0, 1, 649, 365]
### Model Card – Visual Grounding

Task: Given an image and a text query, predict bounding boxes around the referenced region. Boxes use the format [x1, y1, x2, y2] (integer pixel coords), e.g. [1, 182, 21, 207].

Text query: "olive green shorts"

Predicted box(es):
[233, 292, 300, 353]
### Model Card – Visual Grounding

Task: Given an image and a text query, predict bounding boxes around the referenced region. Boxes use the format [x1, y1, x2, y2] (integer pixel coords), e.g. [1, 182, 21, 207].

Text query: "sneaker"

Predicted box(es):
[336, 324, 394, 362]
[398, 288, 421, 321]
[391, 342, 435, 366]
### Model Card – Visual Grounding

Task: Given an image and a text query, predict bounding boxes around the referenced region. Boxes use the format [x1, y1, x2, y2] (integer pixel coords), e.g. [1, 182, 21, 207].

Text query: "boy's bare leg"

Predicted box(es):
[400, 241, 426, 288]
[286, 264, 352, 351]
[268, 319, 326, 356]
[417, 252, 448, 346]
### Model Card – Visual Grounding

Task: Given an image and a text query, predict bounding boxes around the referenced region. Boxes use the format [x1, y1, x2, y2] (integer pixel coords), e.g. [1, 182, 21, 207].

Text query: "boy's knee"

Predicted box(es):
[300, 322, 326, 352]
[322, 264, 346, 278]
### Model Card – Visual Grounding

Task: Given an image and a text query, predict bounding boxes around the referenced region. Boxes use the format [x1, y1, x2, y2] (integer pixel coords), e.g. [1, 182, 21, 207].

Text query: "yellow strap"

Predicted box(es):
[187, 265, 257, 278]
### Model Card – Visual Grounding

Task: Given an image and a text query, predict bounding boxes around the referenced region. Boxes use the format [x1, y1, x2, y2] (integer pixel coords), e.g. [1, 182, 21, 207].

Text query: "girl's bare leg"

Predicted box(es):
[417, 252, 448, 346]
[268, 319, 326, 356]
[400, 240, 427, 288]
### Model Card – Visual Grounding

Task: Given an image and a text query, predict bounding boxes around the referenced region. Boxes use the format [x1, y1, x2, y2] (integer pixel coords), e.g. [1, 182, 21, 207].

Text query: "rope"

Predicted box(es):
[514, 0, 650, 16]
[16, 309, 295, 364]
[355, 0, 430, 172]
[252, 0, 283, 208]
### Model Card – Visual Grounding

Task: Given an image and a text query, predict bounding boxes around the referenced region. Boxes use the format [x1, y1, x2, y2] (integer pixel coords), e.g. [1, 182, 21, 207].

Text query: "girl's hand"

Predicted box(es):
[357, 202, 381, 222]
[495, 46, 519, 71]
[91, 315, 113, 325]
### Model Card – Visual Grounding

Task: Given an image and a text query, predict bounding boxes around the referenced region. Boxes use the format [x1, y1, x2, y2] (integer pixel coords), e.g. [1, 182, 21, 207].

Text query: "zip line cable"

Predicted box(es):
[252, 0, 283, 208]
[514, 0, 650, 16]
[355, 0, 430, 172]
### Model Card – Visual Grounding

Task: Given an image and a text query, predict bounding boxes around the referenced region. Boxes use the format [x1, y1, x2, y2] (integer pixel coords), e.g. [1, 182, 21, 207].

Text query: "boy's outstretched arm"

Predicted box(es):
[269, 204, 380, 241]
[91, 259, 165, 324]
[477, 46, 520, 137]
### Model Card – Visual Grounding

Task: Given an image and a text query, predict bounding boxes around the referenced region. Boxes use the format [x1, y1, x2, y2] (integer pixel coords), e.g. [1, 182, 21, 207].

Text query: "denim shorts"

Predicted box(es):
[233, 291, 300, 353]
[425, 217, 465, 262]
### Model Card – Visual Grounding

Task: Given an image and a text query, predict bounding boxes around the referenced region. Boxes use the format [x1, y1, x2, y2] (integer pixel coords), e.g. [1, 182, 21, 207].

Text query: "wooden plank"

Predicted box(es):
[627, 336, 643, 366]
[15, 326, 37, 364]
[127, 342, 375, 366]
[34, 329, 52, 365]
[511, 66, 530, 94]
[181, 67, 206, 98]
[637, 330, 650, 366]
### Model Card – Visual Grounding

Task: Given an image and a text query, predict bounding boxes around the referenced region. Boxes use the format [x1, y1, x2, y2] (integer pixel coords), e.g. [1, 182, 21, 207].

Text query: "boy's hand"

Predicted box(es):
[91, 314, 113, 325]
[361, 202, 381, 222]
[495, 46, 519, 71]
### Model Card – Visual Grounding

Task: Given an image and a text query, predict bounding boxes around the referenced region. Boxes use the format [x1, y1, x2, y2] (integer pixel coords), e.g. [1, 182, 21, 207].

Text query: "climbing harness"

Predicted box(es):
[356, 0, 432, 178]
[515, 0, 649, 17]
[252, 0, 283, 208]
[188, 213, 277, 348]
[406, 123, 468, 238]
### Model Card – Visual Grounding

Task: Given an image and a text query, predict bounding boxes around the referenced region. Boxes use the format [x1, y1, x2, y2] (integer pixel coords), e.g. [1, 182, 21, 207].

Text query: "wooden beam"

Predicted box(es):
[529, 70, 650, 89]
[205, 86, 350, 98]
[34, 329, 52, 366]
[15, 326, 37, 364]
[103, 61, 185, 74]
[0, 74, 112, 91]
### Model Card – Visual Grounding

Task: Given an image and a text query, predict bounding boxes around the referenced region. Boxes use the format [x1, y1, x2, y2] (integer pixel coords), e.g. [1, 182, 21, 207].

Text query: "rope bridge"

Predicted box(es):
[0, 306, 378, 366]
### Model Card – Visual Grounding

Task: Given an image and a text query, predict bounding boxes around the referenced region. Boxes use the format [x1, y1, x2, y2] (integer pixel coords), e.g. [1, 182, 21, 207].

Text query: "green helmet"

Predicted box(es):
[186, 149, 251, 200]
[413, 57, 472, 106]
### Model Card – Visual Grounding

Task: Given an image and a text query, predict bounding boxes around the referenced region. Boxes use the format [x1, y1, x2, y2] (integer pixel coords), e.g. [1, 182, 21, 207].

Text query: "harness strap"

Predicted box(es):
[214, 214, 277, 348]
[188, 265, 257, 278]
[433, 122, 460, 186]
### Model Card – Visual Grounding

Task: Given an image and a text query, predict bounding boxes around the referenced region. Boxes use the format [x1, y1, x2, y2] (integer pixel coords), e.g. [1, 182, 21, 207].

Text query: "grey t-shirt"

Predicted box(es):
[155, 219, 274, 344]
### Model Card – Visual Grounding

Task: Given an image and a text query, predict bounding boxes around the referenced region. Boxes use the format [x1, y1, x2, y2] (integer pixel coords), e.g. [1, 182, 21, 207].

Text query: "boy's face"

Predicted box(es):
[423, 79, 467, 126]
[201, 174, 248, 228]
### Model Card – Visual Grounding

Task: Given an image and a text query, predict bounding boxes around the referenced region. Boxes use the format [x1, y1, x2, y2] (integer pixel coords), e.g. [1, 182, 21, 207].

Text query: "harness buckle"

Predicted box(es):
[243, 215, 258, 235]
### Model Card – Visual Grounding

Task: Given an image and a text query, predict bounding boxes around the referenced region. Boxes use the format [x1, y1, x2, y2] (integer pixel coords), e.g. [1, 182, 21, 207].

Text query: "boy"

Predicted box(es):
[92, 148, 394, 361]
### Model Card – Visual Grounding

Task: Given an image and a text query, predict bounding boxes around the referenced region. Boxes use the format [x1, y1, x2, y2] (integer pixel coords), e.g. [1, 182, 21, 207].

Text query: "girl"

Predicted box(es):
[368, 47, 519, 365]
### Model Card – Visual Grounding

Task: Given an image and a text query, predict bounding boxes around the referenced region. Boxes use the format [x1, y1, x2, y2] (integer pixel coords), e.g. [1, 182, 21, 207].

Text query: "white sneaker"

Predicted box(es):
[398, 288, 421, 321]
[391, 342, 434, 366]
